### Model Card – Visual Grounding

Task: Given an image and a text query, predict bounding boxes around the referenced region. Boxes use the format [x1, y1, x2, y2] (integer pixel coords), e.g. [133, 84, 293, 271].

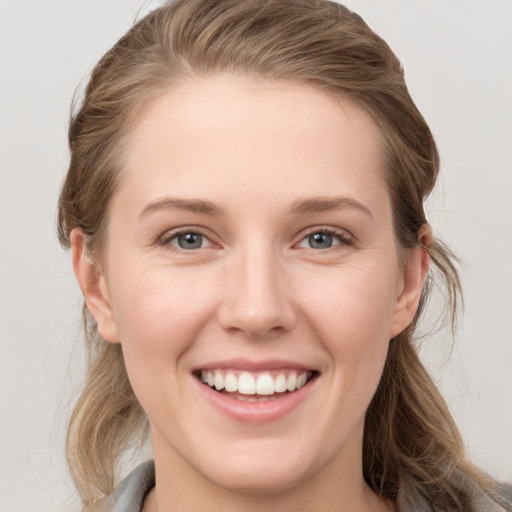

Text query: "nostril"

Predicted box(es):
[217, 270, 297, 337]
[226, 323, 288, 340]
[218, 305, 297, 339]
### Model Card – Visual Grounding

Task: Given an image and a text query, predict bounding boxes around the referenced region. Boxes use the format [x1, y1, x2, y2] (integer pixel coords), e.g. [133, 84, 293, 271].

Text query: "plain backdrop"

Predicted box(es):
[0, 1, 511, 510]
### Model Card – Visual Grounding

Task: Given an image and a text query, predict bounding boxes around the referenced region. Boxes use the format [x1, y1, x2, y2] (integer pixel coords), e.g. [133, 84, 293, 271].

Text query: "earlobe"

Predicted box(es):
[70, 228, 120, 343]
[389, 224, 432, 339]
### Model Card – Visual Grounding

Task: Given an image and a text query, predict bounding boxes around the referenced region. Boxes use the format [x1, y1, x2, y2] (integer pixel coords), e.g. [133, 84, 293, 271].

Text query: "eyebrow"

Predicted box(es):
[139, 197, 225, 218]
[290, 196, 373, 218]
[139, 195, 372, 219]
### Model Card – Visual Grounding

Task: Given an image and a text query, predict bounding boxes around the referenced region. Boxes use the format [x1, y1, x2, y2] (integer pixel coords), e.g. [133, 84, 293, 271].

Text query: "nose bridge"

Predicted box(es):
[219, 240, 296, 338]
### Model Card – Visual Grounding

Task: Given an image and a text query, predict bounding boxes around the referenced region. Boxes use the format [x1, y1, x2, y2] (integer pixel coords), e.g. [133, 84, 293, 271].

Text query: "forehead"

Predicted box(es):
[116, 75, 389, 217]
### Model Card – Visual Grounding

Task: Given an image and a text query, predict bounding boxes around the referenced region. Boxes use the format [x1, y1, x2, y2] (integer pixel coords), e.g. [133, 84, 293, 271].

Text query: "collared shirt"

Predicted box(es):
[105, 460, 511, 512]
[107, 460, 155, 512]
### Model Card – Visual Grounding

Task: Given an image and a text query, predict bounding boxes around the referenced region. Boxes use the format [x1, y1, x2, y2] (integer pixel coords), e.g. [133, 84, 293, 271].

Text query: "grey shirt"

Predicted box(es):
[106, 460, 511, 512]
[107, 460, 155, 512]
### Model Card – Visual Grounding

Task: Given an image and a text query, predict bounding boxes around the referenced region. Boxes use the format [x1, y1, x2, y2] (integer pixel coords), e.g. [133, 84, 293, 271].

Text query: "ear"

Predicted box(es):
[70, 228, 120, 343]
[389, 224, 431, 339]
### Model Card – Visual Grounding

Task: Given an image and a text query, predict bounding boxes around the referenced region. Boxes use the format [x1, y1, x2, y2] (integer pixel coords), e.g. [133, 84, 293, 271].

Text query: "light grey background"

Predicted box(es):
[0, 1, 510, 511]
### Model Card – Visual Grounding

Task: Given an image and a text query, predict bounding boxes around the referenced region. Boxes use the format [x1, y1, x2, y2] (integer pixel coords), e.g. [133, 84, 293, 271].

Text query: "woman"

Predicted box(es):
[57, 0, 511, 510]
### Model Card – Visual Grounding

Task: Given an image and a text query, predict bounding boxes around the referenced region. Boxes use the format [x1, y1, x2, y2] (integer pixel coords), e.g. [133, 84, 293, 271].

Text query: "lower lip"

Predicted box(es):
[195, 376, 317, 423]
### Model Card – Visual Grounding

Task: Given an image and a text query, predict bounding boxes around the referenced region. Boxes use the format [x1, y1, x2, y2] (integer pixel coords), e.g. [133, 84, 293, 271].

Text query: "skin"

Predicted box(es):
[71, 75, 430, 512]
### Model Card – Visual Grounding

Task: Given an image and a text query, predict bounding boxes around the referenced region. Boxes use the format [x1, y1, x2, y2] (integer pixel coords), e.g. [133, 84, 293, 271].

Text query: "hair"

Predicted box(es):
[57, 0, 501, 510]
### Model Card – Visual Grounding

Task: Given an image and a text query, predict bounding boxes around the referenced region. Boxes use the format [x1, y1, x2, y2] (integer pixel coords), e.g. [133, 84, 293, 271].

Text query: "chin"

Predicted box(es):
[194, 438, 319, 494]
[208, 462, 308, 495]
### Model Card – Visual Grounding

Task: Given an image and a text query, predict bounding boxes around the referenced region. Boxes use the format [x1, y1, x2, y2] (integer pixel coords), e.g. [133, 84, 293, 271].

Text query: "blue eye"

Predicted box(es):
[297, 229, 349, 250]
[308, 232, 335, 249]
[170, 232, 208, 250]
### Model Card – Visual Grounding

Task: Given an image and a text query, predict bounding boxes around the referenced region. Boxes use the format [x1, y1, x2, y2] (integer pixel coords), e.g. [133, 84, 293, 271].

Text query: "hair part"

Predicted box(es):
[58, 0, 497, 509]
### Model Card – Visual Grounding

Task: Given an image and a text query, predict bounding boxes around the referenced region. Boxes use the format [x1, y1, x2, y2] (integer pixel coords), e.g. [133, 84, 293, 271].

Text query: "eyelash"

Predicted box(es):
[297, 227, 354, 250]
[158, 227, 353, 252]
[158, 228, 215, 251]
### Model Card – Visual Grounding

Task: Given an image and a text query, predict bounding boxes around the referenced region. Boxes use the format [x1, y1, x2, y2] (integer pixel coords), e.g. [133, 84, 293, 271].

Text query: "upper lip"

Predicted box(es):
[192, 358, 319, 373]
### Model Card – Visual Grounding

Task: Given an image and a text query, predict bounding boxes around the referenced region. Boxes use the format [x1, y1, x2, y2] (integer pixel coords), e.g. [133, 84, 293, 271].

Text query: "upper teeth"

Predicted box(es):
[200, 370, 310, 395]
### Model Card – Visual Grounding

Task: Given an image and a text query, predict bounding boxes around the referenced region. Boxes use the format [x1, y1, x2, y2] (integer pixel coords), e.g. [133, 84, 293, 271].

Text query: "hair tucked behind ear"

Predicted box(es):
[58, 0, 506, 509]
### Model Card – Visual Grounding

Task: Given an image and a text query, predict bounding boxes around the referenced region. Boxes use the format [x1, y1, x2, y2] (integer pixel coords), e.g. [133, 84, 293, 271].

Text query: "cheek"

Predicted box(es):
[105, 264, 219, 419]
[107, 263, 216, 362]
[300, 260, 398, 403]
[302, 260, 399, 352]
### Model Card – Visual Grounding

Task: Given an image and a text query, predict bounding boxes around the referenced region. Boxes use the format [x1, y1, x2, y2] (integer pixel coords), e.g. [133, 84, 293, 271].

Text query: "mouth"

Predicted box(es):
[194, 368, 318, 402]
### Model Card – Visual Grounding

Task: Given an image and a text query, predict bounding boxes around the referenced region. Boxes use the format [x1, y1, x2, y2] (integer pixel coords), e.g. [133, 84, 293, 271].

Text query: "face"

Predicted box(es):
[74, 75, 425, 498]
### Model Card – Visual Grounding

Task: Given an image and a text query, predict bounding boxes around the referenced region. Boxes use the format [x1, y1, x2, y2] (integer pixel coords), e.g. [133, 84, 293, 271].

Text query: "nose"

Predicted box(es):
[217, 248, 297, 339]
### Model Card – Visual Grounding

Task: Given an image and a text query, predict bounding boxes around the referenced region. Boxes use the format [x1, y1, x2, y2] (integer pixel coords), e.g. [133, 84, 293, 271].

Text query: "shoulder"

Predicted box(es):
[461, 474, 512, 512]
[398, 471, 512, 512]
[98, 460, 511, 512]
[103, 460, 155, 512]
[493, 481, 512, 512]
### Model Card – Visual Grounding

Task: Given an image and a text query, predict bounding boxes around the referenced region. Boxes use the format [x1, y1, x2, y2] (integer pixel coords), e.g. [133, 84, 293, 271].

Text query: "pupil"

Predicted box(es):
[309, 232, 332, 249]
[178, 233, 202, 249]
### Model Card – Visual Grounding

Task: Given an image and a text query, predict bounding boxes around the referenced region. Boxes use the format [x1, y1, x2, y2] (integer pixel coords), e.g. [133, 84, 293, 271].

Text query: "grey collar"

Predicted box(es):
[105, 460, 510, 512]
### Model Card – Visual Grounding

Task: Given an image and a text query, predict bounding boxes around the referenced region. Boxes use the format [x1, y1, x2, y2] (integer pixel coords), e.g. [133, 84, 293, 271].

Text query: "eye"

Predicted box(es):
[306, 232, 337, 249]
[163, 231, 212, 250]
[297, 229, 351, 250]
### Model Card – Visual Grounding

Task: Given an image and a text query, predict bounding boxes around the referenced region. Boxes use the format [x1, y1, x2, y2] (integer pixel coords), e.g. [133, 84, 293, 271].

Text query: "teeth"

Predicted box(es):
[274, 373, 287, 393]
[199, 369, 311, 395]
[224, 372, 238, 392]
[235, 394, 281, 402]
[214, 370, 224, 391]
[286, 373, 297, 392]
[256, 374, 274, 395]
[297, 373, 307, 389]
[238, 372, 256, 394]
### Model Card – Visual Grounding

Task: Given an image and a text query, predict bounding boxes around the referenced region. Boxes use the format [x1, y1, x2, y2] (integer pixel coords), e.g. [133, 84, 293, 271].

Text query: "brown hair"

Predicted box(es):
[58, 0, 497, 509]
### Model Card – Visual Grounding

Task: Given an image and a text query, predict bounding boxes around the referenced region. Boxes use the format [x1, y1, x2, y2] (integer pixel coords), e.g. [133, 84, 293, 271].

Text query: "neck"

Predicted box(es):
[147, 429, 394, 512]
[146, 477, 387, 512]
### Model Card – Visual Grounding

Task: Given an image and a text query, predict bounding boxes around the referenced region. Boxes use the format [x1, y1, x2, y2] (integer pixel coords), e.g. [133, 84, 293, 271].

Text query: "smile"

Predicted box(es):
[198, 369, 313, 400]
[193, 362, 319, 422]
